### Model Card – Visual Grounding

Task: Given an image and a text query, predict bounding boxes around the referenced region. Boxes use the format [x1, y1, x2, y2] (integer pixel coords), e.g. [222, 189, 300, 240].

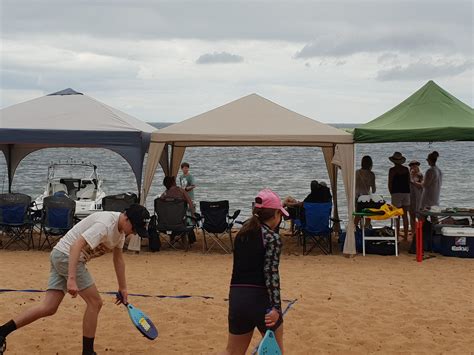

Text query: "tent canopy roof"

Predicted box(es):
[151, 94, 353, 146]
[0, 88, 155, 191]
[354, 80, 474, 143]
[0, 88, 155, 134]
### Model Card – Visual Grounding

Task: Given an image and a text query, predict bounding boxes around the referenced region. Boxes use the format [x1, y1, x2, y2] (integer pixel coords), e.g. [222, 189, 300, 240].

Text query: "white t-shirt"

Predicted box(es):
[54, 212, 125, 262]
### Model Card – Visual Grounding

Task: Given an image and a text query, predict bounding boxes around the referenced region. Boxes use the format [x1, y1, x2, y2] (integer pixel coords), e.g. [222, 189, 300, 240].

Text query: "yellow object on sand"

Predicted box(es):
[366, 204, 404, 220]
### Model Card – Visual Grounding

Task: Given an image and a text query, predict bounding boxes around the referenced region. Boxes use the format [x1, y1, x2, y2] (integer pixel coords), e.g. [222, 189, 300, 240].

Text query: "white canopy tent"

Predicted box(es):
[143, 94, 356, 254]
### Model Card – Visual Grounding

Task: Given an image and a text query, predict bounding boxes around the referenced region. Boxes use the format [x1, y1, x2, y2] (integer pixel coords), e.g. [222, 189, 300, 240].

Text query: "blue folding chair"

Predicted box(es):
[0, 193, 34, 250]
[39, 195, 76, 250]
[299, 202, 333, 255]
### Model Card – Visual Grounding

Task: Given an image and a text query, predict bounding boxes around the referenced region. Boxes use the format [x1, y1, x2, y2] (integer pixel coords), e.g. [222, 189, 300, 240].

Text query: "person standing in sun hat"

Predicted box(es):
[220, 189, 289, 355]
[388, 152, 411, 239]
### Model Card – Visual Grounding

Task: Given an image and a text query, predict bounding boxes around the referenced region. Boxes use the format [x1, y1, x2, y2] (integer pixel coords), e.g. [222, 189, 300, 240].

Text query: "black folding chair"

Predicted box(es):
[39, 195, 76, 250]
[0, 193, 34, 250]
[199, 201, 240, 254]
[102, 193, 138, 212]
[154, 197, 195, 251]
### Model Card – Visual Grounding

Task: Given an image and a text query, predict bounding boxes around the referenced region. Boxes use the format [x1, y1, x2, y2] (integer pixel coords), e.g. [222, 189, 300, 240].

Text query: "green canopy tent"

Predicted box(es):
[354, 81, 474, 143]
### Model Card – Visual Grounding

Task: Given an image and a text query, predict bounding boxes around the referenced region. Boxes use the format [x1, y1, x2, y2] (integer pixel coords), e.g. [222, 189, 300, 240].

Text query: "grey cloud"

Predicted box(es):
[2, 0, 472, 47]
[196, 52, 243, 64]
[378, 53, 399, 63]
[295, 33, 455, 58]
[376, 61, 473, 81]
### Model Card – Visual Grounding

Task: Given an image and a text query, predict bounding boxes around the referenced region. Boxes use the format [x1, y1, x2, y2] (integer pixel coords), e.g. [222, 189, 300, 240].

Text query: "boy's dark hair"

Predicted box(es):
[361, 155, 373, 170]
[180, 162, 190, 168]
[427, 151, 439, 164]
[163, 176, 176, 190]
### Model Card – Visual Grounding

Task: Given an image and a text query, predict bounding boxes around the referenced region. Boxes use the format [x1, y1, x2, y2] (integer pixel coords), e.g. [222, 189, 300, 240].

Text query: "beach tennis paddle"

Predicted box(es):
[116, 292, 158, 340]
[257, 329, 281, 355]
[257, 309, 281, 355]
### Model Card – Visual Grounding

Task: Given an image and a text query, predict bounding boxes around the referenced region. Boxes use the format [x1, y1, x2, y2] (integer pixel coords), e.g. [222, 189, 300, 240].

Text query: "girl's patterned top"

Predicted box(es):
[261, 224, 282, 310]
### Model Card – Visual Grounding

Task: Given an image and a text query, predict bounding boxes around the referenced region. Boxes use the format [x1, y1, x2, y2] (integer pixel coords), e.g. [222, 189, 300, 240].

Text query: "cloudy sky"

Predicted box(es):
[1, 0, 472, 123]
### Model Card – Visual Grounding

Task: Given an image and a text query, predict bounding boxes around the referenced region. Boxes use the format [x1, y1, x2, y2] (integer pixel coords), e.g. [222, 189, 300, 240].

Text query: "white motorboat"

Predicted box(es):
[34, 160, 106, 218]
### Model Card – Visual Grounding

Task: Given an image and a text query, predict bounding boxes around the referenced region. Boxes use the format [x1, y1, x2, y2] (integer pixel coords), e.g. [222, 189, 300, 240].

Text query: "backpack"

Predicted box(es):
[148, 215, 161, 252]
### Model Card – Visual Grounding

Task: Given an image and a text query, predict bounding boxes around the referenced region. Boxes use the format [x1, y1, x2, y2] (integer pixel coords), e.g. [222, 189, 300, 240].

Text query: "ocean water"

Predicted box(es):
[1, 124, 473, 223]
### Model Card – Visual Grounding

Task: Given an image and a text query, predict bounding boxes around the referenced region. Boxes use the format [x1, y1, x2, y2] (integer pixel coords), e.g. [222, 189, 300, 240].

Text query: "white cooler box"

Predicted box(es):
[440, 227, 474, 258]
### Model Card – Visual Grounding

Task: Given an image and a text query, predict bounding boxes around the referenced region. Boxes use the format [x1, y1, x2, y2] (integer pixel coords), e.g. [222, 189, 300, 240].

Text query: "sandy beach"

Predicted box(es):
[0, 231, 473, 354]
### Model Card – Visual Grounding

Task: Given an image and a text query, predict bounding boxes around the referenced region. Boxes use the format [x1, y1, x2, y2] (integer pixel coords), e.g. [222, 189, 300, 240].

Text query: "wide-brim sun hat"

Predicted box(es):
[254, 188, 289, 216]
[389, 152, 406, 164]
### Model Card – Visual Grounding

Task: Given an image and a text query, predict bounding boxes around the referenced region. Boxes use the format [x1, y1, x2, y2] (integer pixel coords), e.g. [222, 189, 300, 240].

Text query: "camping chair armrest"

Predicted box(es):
[227, 209, 241, 228]
[227, 209, 241, 222]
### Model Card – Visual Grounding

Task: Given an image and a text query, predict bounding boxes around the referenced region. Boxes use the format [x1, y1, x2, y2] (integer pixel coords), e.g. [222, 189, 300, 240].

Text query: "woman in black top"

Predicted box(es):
[220, 189, 288, 355]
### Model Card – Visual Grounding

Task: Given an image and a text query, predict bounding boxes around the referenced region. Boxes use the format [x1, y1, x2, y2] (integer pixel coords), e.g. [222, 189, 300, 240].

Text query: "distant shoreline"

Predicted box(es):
[148, 122, 359, 129]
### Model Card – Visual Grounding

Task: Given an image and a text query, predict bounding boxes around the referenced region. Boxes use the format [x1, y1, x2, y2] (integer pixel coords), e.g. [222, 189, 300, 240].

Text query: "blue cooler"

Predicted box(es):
[440, 227, 474, 258]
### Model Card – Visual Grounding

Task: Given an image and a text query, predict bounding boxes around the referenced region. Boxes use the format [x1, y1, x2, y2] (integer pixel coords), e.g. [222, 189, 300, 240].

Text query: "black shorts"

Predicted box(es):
[228, 286, 283, 335]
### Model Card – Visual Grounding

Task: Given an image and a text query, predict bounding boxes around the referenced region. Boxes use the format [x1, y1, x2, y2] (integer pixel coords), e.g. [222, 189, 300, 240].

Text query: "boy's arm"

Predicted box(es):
[113, 247, 128, 304]
[67, 236, 88, 297]
[186, 175, 196, 191]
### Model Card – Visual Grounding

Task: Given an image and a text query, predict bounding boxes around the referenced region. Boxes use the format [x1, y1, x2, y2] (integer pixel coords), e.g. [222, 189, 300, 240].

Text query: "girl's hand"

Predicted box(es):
[265, 308, 280, 327]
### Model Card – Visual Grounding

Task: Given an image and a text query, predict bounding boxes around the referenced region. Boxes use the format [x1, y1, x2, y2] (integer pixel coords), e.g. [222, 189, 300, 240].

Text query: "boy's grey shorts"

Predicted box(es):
[47, 249, 94, 293]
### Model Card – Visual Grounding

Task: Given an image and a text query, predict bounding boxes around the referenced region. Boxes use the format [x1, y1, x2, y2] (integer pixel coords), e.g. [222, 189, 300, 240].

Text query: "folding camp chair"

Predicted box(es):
[199, 201, 240, 254]
[39, 195, 76, 250]
[154, 197, 195, 251]
[0, 193, 34, 250]
[300, 202, 333, 255]
[102, 193, 138, 212]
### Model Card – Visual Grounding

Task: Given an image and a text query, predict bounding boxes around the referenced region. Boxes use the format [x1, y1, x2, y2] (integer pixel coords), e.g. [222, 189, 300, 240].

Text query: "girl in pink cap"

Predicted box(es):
[220, 189, 288, 355]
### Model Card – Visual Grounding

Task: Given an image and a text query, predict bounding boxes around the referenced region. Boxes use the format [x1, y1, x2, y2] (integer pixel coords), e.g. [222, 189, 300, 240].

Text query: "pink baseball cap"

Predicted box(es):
[254, 189, 289, 216]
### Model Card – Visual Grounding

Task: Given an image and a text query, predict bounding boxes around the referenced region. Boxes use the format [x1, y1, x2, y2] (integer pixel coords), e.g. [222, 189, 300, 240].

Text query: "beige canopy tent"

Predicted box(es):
[143, 94, 356, 254]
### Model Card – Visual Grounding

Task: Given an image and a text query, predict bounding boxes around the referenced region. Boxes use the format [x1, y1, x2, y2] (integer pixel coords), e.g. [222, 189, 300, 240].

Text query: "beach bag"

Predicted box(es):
[148, 215, 161, 252]
[356, 194, 385, 212]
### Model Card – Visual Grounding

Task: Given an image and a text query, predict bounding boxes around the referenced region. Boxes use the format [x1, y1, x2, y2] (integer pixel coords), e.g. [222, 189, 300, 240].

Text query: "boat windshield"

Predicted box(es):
[49, 163, 97, 180]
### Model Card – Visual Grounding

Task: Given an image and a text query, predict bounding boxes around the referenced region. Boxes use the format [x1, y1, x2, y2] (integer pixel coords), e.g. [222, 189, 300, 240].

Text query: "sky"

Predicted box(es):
[1, 0, 473, 124]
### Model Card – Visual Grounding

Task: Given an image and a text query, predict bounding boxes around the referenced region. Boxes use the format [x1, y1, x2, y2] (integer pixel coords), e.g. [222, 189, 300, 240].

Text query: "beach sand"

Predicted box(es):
[0, 231, 473, 354]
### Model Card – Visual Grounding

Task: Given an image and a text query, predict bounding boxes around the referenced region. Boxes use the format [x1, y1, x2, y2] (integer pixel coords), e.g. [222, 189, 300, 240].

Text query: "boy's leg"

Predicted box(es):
[79, 284, 103, 355]
[0, 289, 64, 353]
[1, 289, 64, 333]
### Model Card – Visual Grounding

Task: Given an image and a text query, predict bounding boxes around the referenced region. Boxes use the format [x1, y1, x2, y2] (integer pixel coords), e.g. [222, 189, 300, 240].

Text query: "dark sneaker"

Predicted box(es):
[0, 335, 6, 355]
